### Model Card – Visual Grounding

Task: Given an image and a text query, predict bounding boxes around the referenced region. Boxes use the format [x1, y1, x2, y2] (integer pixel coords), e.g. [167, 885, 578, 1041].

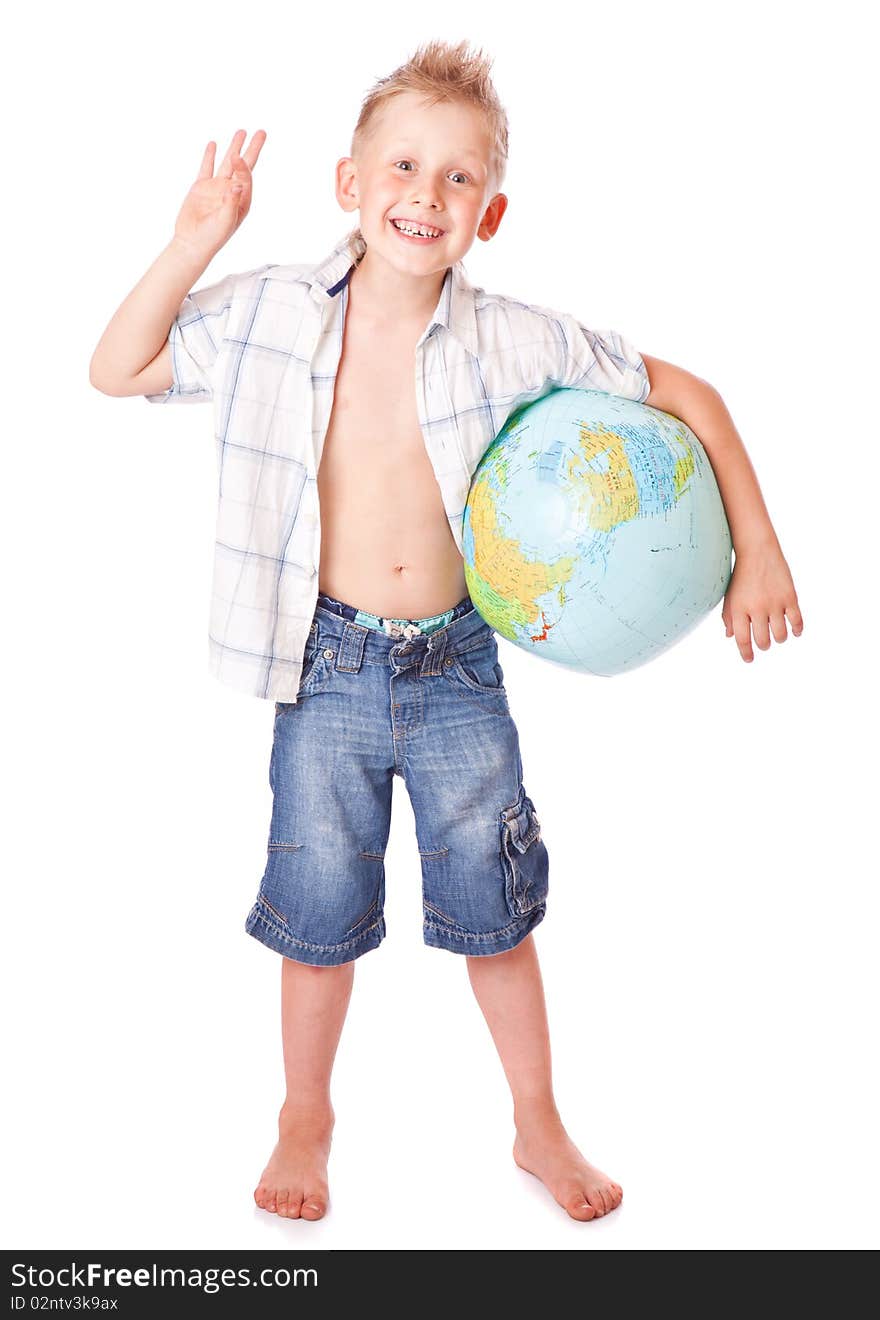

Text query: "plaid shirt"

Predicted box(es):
[145, 225, 649, 703]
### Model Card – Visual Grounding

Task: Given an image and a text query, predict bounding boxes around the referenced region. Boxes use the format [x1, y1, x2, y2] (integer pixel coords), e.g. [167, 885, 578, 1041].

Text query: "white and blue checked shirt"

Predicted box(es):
[146, 226, 650, 703]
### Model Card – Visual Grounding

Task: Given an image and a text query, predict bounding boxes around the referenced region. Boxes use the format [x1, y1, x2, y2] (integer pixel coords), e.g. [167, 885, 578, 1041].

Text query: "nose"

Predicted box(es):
[408, 177, 444, 210]
[407, 201, 444, 228]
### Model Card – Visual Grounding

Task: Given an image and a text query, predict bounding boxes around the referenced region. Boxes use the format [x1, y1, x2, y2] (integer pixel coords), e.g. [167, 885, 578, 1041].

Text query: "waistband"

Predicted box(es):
[316, 591, 473, 638]
[312, 590, 492, 672]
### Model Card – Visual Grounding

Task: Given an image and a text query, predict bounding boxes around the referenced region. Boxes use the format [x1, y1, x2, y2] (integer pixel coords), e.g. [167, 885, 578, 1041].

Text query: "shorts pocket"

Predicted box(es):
[500, 788, 549, 917]
[447, 635, 506, 696]
[297, 620, 330, 698]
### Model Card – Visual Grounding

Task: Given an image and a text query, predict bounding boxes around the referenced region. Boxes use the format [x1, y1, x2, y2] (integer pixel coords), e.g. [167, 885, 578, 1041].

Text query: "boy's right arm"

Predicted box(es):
[88, 238, 214, 397]
[88, 129, 266, 398]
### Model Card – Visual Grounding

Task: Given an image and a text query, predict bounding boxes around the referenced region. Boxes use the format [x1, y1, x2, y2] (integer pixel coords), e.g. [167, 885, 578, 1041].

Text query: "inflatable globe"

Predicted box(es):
[462, 388, 733, 676]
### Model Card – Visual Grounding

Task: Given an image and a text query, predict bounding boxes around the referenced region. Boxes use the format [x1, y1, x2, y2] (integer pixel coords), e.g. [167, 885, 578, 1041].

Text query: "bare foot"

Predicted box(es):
[254, 1102, 334, 1220]
[513, 1103, 623, 1222]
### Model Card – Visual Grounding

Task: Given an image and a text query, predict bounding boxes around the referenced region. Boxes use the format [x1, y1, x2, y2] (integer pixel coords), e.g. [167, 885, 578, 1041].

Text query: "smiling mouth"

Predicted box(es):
[389, 219, 445, 243]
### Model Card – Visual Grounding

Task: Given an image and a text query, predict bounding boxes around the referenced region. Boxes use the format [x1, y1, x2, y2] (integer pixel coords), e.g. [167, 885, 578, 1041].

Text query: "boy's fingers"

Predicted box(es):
[769, 610, 788, 643]
[241, 130, 267, 170]
[734, 614, 753, 662]
[752, 616, 771, 651]
[217, 129, 247, 179]
[197, 141, 216, 180]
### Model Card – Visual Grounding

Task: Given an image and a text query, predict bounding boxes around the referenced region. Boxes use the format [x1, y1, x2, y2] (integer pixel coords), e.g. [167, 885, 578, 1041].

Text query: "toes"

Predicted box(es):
[560, 1178, 601, 1221]
[566, 1195, 596, 1221]
[609, 1182, 623, 1208]
[585, 1190, 607, 1217]
[255, 1180, 324, 1220]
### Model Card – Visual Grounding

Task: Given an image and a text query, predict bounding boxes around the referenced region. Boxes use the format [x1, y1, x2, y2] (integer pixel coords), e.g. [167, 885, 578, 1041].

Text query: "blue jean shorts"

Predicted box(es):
[244, 591, 549, 965]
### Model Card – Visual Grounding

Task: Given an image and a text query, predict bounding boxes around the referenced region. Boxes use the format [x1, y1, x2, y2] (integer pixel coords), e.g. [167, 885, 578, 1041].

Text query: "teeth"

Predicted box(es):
[392, 220, 441, 238]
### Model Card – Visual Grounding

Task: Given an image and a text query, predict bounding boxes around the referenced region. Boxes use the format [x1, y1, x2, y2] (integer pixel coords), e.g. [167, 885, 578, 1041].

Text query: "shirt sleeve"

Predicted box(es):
[143, 269, 244, 405]
[542, 307, 650, 403]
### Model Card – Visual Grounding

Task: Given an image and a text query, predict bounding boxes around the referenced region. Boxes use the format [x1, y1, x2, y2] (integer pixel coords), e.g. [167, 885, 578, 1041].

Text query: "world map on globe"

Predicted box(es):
[462, 388, 733, 676]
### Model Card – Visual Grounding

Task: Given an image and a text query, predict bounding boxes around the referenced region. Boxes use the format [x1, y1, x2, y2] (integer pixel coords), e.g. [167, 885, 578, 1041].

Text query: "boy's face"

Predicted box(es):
[336, 91, 508, 282]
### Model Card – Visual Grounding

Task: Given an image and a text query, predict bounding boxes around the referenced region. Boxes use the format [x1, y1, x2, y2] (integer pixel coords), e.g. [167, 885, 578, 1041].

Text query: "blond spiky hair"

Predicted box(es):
[344, 39, 509, 261]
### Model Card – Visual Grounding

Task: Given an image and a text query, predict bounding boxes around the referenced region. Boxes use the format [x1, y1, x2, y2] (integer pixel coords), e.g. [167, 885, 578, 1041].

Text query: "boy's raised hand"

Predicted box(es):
[172, 129, 267, 261]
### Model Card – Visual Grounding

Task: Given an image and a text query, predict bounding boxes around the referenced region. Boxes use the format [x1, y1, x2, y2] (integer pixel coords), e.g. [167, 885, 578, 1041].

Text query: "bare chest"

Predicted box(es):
[315, 314, 466, 615]
[321, 325, 424, 475]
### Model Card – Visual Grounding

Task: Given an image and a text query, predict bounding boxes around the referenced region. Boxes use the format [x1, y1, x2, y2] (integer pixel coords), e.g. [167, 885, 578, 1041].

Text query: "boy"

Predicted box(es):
[89, 40, 803, 1223]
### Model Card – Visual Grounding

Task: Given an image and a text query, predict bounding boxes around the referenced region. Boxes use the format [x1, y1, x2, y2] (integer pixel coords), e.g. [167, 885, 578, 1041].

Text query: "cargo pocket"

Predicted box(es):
[500, 788, 549, 917]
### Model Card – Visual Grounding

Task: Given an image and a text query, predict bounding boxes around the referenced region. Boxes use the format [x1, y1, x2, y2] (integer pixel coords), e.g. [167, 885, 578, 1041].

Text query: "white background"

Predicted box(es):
[3, 0, 877, 1251]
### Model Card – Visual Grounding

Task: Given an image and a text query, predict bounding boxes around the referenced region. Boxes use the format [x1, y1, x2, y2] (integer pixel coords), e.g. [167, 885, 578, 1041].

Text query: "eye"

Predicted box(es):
[393, 161, 470, 184]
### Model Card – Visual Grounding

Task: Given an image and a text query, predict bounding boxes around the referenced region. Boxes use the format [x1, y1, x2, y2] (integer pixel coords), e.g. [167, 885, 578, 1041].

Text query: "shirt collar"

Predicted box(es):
[258, 227, 479, 357]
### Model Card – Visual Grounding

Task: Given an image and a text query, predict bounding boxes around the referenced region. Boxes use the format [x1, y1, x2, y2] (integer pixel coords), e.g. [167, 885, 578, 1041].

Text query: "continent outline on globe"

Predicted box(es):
[461, 387, 733, 677]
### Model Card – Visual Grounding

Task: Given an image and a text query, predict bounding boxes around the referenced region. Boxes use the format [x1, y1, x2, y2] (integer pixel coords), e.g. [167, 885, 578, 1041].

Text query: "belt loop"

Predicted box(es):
[423, 627, 447, 677]
[337, 619, 367, 673]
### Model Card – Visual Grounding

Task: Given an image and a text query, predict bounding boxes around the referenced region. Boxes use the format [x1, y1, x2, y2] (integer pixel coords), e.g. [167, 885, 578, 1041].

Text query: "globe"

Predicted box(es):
[462, 388, 733, 676]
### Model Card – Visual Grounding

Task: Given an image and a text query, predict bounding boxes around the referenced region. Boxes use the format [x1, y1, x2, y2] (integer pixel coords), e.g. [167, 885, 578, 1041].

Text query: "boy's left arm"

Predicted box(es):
[640, 355, 804, 663]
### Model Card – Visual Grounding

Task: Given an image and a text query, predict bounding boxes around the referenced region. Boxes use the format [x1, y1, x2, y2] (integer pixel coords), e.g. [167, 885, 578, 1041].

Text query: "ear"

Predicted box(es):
[477, 193, 508, 241]
[335, 157, 359, 214]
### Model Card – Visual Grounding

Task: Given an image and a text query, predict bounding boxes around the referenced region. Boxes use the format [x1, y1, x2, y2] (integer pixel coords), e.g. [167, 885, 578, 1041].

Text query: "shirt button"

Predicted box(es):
[323, 648, 335, 659]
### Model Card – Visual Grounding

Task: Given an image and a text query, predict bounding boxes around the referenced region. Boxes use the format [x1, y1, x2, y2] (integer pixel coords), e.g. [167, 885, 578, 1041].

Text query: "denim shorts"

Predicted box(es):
[244, 591, 549, 965]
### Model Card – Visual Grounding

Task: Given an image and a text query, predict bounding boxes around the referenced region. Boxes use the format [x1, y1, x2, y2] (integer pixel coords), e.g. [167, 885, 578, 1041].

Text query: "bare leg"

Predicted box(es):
[466, 934, 623, 1221]
[254, 957, 355, 1220]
